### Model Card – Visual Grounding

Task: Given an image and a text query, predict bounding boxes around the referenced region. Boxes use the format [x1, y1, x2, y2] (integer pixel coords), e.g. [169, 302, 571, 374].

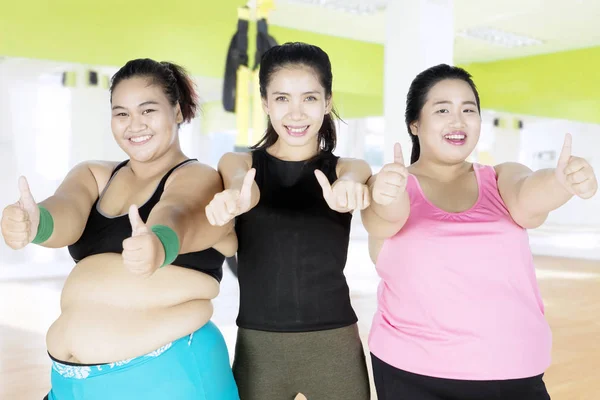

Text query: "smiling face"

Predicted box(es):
[261, 65, 332, 152]
[110, 77, 183, 163]
[410, 79, 482, 165]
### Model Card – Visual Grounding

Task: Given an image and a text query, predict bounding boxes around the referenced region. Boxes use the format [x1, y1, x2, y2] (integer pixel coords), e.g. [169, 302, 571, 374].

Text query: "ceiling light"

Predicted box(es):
[285, 0, 388, 15]
[458, 27, 544, 48]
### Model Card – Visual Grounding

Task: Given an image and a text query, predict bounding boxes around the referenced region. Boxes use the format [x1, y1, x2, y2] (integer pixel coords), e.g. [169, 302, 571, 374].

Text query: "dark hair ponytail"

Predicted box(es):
[251, 42, 338, 152]
[405, 64, 480, 164]
[110, 58, 199, 123]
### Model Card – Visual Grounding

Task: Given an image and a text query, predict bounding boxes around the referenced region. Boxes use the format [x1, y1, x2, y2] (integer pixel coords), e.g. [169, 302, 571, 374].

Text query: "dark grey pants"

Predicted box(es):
[232, 324, 371, 400]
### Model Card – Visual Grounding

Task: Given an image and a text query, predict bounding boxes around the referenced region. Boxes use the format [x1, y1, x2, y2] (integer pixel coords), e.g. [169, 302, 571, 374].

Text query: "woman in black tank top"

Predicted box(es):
[1, 59, 239, 399]
[206, 42, 373, 400]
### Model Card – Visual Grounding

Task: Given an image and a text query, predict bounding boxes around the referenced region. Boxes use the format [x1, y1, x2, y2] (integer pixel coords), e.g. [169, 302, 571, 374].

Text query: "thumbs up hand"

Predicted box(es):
[372, 143, 409, 205]
[555, 133, 597, 200]
[205, 168, 256, 226]
[314, 169, 370, 213]
[1, 176, 40, 249]
[122, 205, 165, 277]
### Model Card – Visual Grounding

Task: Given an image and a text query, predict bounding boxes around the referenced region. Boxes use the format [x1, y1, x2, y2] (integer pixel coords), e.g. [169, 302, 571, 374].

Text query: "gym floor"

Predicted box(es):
[1, 237, 598, 399]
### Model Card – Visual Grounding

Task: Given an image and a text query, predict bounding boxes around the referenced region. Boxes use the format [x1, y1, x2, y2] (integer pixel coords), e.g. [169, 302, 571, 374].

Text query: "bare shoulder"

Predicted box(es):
[166, 161, 222, 188]
[494, 162, 533, 178]
[62, 160, 119, 193]
[219, 152, 252, 168]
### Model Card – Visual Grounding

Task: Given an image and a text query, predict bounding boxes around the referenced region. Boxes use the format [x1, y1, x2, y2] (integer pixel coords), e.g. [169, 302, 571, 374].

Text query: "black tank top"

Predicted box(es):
[67, 159, 224, 282]
[235, 149, 357, 332]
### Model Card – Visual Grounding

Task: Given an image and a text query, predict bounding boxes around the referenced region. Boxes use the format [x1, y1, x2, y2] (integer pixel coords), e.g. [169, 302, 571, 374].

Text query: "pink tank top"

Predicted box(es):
[369, 164, 552, 380]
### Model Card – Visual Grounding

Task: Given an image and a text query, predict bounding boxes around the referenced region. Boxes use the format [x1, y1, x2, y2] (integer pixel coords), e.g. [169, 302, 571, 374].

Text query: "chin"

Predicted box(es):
[279, 132, 319, 147]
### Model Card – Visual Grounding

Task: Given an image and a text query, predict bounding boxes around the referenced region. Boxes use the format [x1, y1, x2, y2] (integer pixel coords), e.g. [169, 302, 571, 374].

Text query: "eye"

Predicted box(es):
[305, 96, 317, 101]
[436, 109, 449, 114]
[114, 112, 128, 117]
[142, 109, 156, 115]
[464, 108, 477, 113]
[275, 96, 287, 102]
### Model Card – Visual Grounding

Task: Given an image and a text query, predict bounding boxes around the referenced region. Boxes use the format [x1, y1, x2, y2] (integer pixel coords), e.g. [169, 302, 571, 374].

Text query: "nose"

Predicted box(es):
[450, 112, 466, 129]
[129, 114, 147, 133]
[288, 101, 305, 121]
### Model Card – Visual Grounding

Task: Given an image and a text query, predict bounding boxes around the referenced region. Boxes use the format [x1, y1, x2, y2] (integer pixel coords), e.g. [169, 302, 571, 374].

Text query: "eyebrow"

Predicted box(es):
[432, 100, 478, 107]
[272, 91, 321, 96]
[111, 100, 160, 111]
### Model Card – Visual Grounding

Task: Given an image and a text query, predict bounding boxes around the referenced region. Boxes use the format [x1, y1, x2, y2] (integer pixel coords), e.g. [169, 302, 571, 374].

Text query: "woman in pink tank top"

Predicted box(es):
[361, 64, 598, 400]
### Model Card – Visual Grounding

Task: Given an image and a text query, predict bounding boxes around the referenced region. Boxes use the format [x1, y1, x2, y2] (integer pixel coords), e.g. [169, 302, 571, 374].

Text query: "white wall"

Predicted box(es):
[1, 58, 599, 268]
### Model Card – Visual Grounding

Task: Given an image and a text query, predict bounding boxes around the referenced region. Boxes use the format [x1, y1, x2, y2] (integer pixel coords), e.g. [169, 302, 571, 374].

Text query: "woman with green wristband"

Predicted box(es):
[1, 59, 240, 400]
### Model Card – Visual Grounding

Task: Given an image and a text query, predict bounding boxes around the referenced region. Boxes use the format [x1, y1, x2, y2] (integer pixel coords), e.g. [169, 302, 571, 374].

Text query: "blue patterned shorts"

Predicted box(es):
[46, 321, 239, 400]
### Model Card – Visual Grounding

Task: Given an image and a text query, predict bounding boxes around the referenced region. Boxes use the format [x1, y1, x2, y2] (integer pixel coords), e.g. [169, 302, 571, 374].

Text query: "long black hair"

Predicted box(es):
[251, 42, 339, 152]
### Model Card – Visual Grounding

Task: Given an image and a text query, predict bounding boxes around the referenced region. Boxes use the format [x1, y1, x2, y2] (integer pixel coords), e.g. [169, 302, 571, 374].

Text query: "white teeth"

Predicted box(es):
[445, 134, 465, 140]
[287, 126, 308, 133]
[130, 135, 151, 143]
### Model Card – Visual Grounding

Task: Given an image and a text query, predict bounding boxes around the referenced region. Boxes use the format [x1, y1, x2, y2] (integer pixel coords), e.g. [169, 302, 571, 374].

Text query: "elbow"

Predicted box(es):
[361, 213, 406, 239]
[510, 210, 548, 230]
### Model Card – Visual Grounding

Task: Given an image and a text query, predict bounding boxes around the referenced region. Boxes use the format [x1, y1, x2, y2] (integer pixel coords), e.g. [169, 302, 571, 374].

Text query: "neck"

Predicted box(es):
[267, 138, 320, 161]
[128, 145, 187, 180]
[411, 156, 472, 182]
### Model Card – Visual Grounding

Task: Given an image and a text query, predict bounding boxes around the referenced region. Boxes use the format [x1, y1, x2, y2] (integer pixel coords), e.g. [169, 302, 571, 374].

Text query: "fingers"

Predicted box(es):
[329, 182, 370, 211]
[372, 164, 409, 205]
[1, 204, 32, 249]
[572, 179, 598, 199]
[128, 205, 148, 236]
[205, 190, 240, 226]
[18, 176, 36, 209]
[240, 168, 256, 201]
[314, 169, 333, 200]
[393, 142, 405, 166]
[122, 236, 153, 275]
[362, 185, 371, 208]
[566, 161, 598, 199]
[556, 133, 572, 170]
[564, 157, 588, 176]
[2, 204, 29, 222]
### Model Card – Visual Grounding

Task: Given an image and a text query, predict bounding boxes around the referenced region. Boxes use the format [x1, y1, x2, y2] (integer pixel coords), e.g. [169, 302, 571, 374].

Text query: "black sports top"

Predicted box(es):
[67, 159, 224, 282]
[235, 149, 357, 332]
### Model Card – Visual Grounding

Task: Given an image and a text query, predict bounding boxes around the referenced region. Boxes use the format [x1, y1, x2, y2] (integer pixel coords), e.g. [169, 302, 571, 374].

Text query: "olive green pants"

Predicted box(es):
[232, 324, 370, 400]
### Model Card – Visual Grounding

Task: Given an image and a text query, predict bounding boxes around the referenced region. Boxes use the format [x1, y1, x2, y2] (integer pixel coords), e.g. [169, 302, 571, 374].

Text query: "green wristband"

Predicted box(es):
[151, 225, 180, 268]
[32, 206, 54, 244]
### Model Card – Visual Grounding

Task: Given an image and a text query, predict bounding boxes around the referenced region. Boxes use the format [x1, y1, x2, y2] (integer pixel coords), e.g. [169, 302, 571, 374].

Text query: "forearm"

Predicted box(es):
[364, 175, 409, 222]
[361, 176, 410, 238]
[148, 204, 232, 253]
[222, 170, 260, 211]
[516, 168, 573, 219]
[37, 195, 91, 248]
[337, 162, 372, 184]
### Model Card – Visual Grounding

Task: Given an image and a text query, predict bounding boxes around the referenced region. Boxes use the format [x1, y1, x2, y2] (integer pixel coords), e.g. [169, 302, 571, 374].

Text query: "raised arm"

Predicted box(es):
[205, 152, 259, 226]
[122, 162, 234, 277]
[314, 157, 372, 213]
[1, 161, 109, 249]
[496, 134, 597, 229]
[361, 143, 410, 239]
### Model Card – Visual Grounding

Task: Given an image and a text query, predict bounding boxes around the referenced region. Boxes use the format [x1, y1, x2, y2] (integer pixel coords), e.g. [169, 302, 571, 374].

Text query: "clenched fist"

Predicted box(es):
[555, 133, 597, 200]
[314, 170, 370, 213]
[122, 205, 165, 277]
[205, 168, 256, 226]
[1, 176, 40, 249]
[372, 143, 409, 206]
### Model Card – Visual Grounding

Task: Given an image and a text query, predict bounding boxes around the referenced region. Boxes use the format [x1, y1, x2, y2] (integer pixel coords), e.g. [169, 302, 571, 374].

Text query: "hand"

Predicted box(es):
[1, 176, 40, 249]
[122, 205, 165, 277]
[314, 170, 370, 213]
[372, 143, 409, 205]
[555, 133, 598, 199]
[205, 168, 256, 226]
